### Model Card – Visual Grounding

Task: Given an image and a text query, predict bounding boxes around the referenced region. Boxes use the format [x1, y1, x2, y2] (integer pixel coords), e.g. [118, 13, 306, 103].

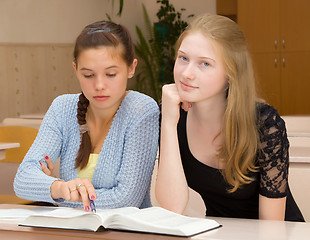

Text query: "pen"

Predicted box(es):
[90, 199, 96, 213]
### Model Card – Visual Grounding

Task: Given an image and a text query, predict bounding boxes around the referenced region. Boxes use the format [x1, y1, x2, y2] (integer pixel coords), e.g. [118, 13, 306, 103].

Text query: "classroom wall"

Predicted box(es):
[0, 0, 216, 43]
[0, 0, 112, 44]
[0, 0, 216, 121]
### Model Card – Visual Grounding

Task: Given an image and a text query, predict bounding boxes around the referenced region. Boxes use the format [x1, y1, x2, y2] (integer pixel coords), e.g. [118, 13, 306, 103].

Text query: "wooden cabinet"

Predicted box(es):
[237, 1, 280, 53]
[216, 0, 237, 21]
[218, 0, 310, 115]
[281, 52, 310, 114]
[251, 53, 282, 112]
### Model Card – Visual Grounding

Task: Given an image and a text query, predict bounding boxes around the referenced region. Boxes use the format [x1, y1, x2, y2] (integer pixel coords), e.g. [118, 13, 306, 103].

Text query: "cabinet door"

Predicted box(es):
[237, 0, 280, 53]
[280, 0, 310, 52]
[251, 53, 282, 113]
[281, 52, 310, 114]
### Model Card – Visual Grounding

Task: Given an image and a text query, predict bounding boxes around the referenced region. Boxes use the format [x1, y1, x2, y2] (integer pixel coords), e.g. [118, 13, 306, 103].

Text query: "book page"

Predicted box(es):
[95, 207, 141, 225]
[22, 207, 140, 232]
[104, 207, 220, 236]
[96, 206, 140, 221]
[0, 207, 57, 222]
[26, 207, 139, 219]
[22, 208, 103, 231]
[31, 208, 88, 218]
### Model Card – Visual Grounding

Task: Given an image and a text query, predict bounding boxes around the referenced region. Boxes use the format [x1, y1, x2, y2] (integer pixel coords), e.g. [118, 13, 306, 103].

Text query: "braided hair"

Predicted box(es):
[76, 93, 91, 169]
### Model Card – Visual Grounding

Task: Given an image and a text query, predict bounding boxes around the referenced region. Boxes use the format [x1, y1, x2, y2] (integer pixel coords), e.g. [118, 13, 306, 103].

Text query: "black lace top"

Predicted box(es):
[177, 103, 304, 221]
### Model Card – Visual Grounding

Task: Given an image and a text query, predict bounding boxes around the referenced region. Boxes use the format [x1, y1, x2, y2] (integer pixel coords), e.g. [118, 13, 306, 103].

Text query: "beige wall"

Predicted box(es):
[0, 0, 216, 121]
[0, 0, 215, 44]
[0, 43, 78, 120]
[0, 0, 112, 43]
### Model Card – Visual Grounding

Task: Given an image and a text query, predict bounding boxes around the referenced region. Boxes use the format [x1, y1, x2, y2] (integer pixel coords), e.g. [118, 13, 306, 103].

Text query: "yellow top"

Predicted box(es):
[77, 153, 99, 181]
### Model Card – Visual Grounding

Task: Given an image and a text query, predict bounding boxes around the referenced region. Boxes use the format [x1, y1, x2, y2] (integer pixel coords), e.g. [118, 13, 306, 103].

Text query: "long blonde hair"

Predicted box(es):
[176, 14, 260, 192]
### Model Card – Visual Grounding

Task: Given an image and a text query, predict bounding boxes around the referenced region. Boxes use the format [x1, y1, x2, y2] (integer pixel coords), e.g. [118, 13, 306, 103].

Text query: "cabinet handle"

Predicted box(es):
[282, 39, 286, 49]
[274, 39, 278, 49]
[274, 57, 278, 67]
[282, 57, 285, 67]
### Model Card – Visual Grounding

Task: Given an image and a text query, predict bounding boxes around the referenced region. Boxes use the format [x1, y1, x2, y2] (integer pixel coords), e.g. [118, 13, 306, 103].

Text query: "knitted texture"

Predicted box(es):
[14, 91, 159, 209]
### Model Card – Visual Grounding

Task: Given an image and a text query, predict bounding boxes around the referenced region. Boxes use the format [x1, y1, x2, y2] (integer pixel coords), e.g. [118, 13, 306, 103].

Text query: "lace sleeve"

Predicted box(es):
[257, 104, 289, 198]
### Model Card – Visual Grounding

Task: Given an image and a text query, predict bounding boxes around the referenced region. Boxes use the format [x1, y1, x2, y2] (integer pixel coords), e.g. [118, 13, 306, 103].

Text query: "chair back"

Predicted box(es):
[0, 126, 38, 163]
[0, 126, 38, 204]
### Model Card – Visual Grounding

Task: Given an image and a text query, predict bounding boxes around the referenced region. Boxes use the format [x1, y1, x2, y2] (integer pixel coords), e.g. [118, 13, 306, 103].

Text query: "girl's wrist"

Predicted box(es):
[161, 119, 179, 131]
[50, 180, 63, 199]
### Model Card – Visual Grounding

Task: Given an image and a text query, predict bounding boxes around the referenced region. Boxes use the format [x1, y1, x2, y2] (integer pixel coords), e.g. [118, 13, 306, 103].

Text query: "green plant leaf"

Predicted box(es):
[106, 13, 112, 21]
[142, 4, 153, 40]
[117, 0, 124, 16]
[133, 0, 193, 102]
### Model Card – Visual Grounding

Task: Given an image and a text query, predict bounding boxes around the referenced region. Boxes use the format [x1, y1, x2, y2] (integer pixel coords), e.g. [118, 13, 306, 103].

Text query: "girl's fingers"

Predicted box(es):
[79, 179, 97, 211]
[40, 161, 52, 176]
[51, 179, 95, 206]
[61, 183, 71, 201]
[84, 181, 97, 201]
[69, 188, 80, 202]
[181, 102, 192, 112]
[66, 179, 96, 211]
[77, 183, 90, 211]
[44, 155, 55, 172]
[40, 155, 55, 177]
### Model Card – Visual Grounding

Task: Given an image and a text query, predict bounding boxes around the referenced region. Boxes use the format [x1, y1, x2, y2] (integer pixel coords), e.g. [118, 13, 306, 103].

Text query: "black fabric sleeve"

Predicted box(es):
[257, 104, 289, 198]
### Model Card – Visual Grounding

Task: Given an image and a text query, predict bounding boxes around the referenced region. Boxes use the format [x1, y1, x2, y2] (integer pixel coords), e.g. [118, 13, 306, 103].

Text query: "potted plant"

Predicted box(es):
[134, 0, 193, 102]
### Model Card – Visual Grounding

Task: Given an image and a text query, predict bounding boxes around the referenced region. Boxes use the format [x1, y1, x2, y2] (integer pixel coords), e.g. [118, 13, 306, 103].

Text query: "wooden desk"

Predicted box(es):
[2, 118, 42, 129]
[19, 113, 45, 119]
[288, 132, 310, 137]
[0, 142, 20, 160]
[282, 115, 310, 137]
[290, 147, 310, 163]
[289, 136, 310, 163]
[0, 204, 310, 240]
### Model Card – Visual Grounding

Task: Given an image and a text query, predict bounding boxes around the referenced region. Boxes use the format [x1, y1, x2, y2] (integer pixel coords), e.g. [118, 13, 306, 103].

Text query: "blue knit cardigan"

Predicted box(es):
[14, 91, 159, 208]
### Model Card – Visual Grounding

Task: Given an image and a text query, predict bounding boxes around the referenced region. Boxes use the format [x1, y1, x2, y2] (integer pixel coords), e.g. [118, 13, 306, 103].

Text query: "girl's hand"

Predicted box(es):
[161, 84, 192, 126]
[41, 155, 97, 211]
[40, 155, 55, 177]
[50, 178, 97, 212]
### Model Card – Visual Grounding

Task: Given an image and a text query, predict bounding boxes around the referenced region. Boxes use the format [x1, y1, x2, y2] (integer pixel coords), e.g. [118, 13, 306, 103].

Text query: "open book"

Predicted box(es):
[20, 206, 221, 237]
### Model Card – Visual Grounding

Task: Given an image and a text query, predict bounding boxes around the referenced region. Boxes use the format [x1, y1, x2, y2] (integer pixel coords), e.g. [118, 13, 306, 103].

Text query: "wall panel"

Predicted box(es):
[0, 44, 80, 121]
